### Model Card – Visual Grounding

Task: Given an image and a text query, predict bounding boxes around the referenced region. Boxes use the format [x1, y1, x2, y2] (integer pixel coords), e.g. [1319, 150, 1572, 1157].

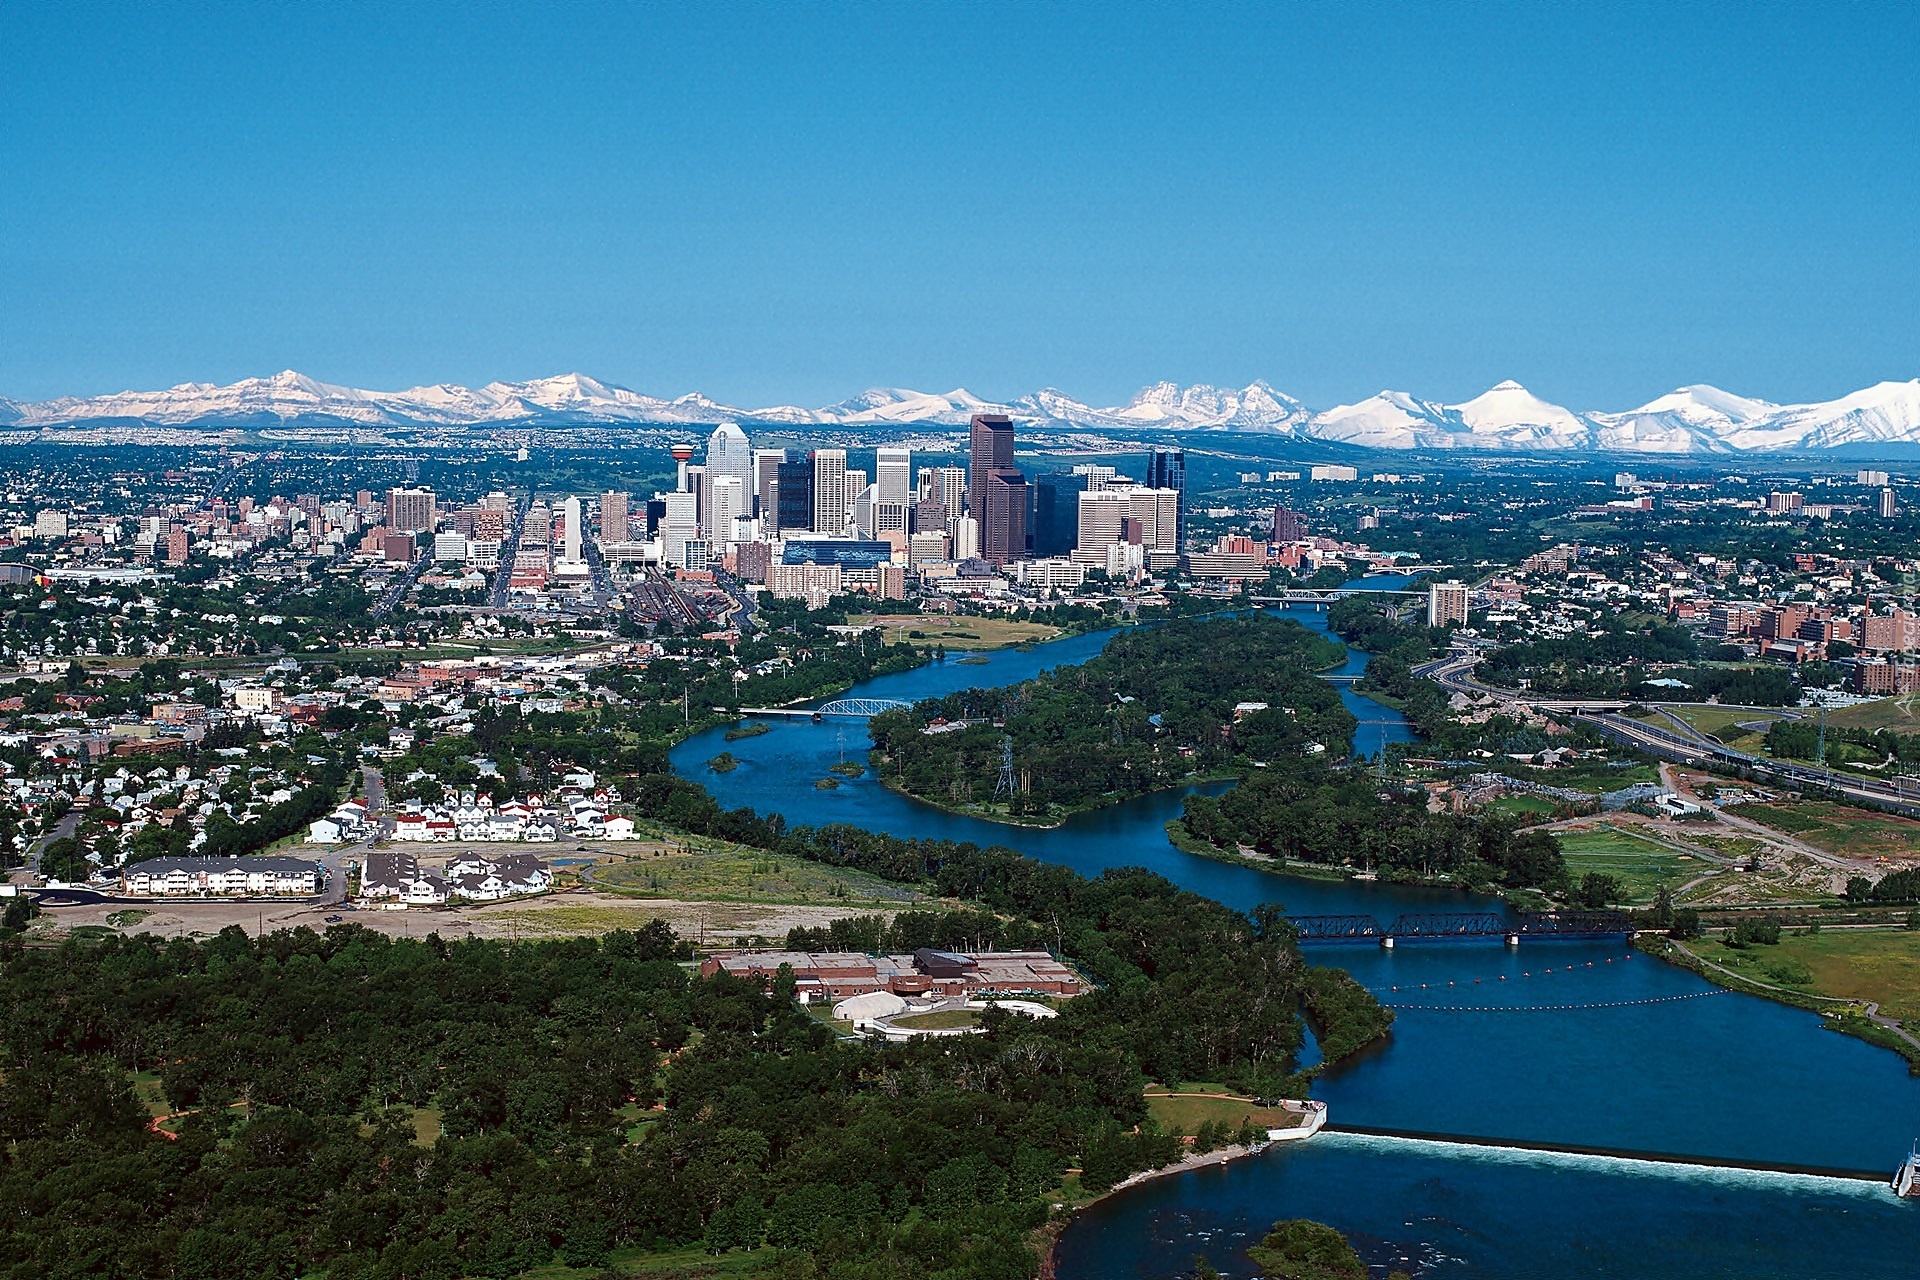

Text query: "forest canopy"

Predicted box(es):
[868, 615, 1354, 818]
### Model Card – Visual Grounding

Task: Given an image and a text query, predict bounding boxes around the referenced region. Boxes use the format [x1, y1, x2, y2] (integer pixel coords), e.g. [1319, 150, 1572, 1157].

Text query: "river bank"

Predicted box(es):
[864, 767, 1246, 830]
[1639, 932, 1920, 1071]
[668, 592, 1920, 1277]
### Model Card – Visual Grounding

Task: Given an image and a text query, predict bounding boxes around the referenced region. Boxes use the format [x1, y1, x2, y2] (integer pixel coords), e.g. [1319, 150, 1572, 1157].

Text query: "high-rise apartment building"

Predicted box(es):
[775, 460, 813, 533]
[952, 516, 980, 561]
[561, 496, 583, 563]
[811, 449, 848, 534]
[385, 487, 437, 532]
[1272, 505, 1304, 542]
[1864, 609, 1920, 653]
[1146, 448, 1186, 546]
[601, 491, 629, 541]
[1766, 490, 1804, 514]
[1881, 487, 1899, 519]
[876, 447, 913, 501]
[1859, 469, 1891, 487]
[1428, 581, 1470, 628]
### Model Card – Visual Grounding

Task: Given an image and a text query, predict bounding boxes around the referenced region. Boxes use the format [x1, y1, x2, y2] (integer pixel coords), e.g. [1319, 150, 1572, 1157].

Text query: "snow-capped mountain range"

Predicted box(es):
[6, 369, 1920, 454]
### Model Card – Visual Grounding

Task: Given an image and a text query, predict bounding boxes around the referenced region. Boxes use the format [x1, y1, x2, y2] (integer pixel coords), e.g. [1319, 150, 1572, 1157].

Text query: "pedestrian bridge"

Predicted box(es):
[737, 697, 914, 719]
[1289, 911, 1633, 944]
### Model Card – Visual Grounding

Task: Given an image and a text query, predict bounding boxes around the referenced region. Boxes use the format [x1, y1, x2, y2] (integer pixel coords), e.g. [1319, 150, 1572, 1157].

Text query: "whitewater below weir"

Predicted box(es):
[669, 592, 1920, 1277]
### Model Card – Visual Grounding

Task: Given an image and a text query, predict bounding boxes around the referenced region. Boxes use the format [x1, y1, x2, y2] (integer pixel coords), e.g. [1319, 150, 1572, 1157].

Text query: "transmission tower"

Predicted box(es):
[992, 736, 1015, 802]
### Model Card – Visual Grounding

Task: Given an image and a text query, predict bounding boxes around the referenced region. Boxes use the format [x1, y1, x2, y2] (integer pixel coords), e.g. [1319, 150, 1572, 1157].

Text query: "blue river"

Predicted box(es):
[668, 587, 1920, 1276]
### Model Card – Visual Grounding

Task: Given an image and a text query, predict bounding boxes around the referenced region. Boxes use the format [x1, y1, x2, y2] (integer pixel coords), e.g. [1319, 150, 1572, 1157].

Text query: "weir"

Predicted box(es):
[1321, 1125, 1889, 1184]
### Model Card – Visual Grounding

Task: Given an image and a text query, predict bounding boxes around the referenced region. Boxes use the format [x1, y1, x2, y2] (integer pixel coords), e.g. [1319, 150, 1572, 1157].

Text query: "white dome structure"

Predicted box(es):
[833, 991, 908, 1022]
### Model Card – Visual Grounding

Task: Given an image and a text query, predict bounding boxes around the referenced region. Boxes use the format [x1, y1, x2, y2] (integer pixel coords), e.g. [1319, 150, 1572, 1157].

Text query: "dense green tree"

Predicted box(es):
[1245, 1219, 1367, 1280]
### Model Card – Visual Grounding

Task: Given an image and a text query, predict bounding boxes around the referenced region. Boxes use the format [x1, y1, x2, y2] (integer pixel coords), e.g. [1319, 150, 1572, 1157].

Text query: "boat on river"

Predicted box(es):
[1896, 1143, 1920, 1197]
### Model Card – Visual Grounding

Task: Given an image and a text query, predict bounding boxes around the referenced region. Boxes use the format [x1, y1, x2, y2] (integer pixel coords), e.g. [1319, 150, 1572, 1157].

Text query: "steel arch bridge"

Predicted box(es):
[814, 697, 913, 718]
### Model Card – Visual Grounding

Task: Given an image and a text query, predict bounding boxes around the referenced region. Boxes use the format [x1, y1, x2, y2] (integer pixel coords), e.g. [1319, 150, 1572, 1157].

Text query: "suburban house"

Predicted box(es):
[443, 853, 552, 901]
[358, 850, 448, 906]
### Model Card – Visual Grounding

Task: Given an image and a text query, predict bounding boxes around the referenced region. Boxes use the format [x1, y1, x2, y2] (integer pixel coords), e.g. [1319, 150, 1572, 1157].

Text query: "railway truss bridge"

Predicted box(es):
[736, 698, 914, 719]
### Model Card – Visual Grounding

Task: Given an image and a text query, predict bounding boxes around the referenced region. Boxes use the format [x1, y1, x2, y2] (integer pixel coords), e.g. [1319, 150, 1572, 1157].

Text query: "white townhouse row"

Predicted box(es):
[122, 855, 322, 897]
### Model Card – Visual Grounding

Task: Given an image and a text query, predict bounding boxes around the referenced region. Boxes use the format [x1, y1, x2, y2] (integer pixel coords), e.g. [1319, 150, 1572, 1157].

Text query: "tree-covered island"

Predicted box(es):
[868, 615, 1354, 824]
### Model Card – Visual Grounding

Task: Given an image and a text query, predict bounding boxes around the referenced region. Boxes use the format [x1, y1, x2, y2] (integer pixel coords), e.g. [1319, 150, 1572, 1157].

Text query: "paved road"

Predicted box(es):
[488, 492, 533, 610]
[1417, 648, 1920, 819]
[20, 809, 82, 882]
[718, 574, 758, 634]
[582, 527, 615, 613]
[370, 552, 432, 620]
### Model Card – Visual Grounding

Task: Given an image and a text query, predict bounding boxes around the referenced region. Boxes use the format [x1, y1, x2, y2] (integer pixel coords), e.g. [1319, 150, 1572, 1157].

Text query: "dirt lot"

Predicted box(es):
[27, 889, 908, 948]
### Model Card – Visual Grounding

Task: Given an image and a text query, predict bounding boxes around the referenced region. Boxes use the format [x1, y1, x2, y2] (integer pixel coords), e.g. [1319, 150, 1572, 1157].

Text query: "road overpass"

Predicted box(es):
[1413, 648, 1920, 817]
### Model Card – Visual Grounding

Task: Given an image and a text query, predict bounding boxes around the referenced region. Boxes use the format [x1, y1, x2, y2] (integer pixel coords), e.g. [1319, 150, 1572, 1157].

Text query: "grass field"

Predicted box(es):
[520, 1244, 769, 1279]
[889, 1009, 980, 1030]
[1669, 705, 1787, 743]
[595, 844, 931, 906]
[1557, 826, 1703, 903]
[1692, 928, 1920, 1021]
[1826, 693, 1920, 733]
[130, 1071, 170, 1121]
[1143, 1087, 1304, 1136]
[850, 613, 1062, 650]
[1732, 801, 1920, 860]
[1487, 794, 1557, 817]
[1500, 760, 1659, 795]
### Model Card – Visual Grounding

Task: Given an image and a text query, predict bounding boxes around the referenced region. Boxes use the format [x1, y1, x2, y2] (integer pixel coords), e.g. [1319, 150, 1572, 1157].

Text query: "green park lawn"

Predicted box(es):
[1142, 1087, 1304, 1136]
[594, 843, 931, 907]
[1670, 705, 1785, 743]
[1826, 694, 1920, 734]
[1556, 826, 1703, 904]
[888, 1009, 980, 1031]
[1693, 928, 1920, 1022]
[1487, 794, 1557, 817]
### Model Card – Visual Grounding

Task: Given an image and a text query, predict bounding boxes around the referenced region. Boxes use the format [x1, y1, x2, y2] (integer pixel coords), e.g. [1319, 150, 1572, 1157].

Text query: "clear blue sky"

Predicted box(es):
[2, 2, 1916, 410]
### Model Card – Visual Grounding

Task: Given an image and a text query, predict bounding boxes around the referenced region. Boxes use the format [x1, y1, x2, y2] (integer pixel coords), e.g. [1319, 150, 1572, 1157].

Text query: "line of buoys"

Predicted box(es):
[1382, 990, 1734, 1013]
[1382, 954, 1633, 994]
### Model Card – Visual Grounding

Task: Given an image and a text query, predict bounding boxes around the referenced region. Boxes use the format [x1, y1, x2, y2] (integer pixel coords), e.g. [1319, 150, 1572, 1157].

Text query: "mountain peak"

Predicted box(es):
[5, 369, 1920, 454]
